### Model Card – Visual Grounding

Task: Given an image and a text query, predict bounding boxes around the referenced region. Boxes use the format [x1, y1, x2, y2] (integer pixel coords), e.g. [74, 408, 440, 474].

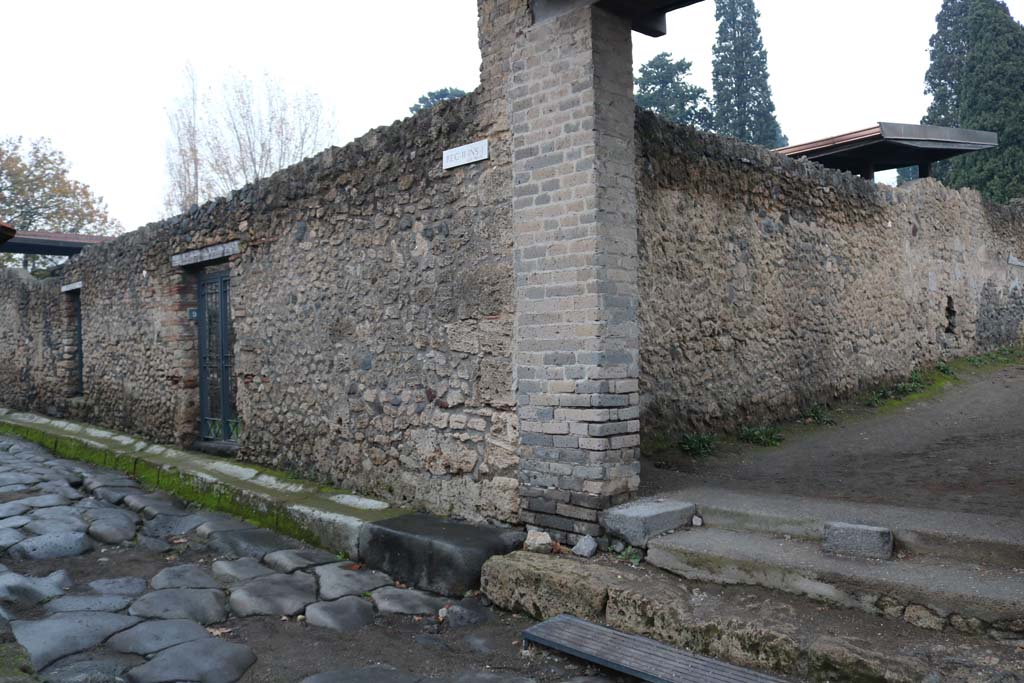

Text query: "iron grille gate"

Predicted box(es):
[197, 269, 239, 442]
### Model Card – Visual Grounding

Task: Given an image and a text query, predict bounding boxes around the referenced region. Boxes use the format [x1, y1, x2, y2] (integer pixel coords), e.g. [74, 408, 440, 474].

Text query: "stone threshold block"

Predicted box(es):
[600, 498, 696, 547]
[823, 521, 894, 560]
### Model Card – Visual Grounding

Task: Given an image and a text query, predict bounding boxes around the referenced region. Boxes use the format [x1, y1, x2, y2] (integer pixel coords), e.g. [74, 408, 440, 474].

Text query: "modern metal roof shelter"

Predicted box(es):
[534, 0, 706, 36]
[0, 222, 14, 247]
[776, 122, 998, 180]
[0, 229, 113, 256]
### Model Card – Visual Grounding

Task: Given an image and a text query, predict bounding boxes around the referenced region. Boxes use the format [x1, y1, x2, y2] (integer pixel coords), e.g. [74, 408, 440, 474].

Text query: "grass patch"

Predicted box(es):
[738, 424, 784, 447]
[678, 432, 716, 458]
[616, 546, 644, 565]
[802, 404, 836, 426]
[863, 370, 927, 407]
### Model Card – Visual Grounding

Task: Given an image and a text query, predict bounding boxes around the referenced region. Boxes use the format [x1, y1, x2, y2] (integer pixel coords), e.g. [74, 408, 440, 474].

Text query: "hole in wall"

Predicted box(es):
[944, 296, 957, 334]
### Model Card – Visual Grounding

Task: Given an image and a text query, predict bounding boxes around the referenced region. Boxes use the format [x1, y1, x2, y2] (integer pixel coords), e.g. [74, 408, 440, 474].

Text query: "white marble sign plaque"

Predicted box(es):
[443, 140, 489, 170]
[171, 240, 240, 267]
[60, 281, 83, 293]
[1009, 254, 1024, 268]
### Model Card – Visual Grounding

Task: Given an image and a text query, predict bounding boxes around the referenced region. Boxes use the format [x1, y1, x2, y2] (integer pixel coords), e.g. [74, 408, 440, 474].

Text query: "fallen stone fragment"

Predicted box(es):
[305, 596, 375, 632]
[228, 572, 317, 617]
[151, 563, 219, 590]
[45, 593, 134, 613]
[264, 547, 339, 573]
[129, 588, 227, 624]
[136, 535, 172, 553]
[440, 597, 491, 628]
[600, 499, 696, 548]
[7, 531, 93, 560]
[314, 563, 391, 600]
[107, 618, 212, 655]
[300, 664, 422, 683]
[88, 576, 149, 597]
[371, 586, 447, 615]
[125, 637, 255, 683]
[571, 536, 598, 558]
[211, 558, 275, 583]
[523, 530, 553, 554]
[10, 611, 141, 670]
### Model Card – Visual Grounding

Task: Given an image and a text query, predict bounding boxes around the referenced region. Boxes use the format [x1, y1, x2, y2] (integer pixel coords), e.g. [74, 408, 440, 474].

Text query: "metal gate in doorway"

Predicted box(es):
[197, 269, 239, 442]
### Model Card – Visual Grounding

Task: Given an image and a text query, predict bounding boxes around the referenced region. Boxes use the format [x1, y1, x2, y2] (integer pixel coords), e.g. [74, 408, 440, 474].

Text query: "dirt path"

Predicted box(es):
[642, 364, 1024, 519]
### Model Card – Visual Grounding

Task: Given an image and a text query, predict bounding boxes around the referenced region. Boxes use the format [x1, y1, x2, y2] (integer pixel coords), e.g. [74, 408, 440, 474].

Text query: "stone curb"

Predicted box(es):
[0, 409, 402, 562]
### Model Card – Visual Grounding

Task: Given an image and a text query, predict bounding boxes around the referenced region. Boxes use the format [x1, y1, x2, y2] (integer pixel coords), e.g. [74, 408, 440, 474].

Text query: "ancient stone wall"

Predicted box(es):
[636, 111, 1024, 435]
[1, 94, 521, 524]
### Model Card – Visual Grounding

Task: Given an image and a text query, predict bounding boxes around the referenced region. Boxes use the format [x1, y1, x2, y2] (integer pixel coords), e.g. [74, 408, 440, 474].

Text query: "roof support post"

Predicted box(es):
[918, 162, 932, 179]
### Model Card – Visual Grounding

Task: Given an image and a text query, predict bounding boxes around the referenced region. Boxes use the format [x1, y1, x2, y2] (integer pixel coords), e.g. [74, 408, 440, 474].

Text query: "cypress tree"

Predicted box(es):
[711, 0, 787, 148]
[947, 0, 1024, 202]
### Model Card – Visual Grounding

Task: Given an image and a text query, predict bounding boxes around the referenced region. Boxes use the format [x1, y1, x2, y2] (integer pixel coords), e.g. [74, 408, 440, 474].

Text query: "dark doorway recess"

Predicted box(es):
[197, 269, 239, 445]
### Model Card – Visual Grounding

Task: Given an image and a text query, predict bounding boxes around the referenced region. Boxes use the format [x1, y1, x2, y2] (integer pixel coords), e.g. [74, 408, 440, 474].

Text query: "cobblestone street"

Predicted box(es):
[0, 435, 609, 683]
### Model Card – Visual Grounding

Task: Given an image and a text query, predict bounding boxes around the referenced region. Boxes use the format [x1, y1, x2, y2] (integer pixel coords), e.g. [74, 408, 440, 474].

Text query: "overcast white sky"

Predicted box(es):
[4, 0, 1023, 231]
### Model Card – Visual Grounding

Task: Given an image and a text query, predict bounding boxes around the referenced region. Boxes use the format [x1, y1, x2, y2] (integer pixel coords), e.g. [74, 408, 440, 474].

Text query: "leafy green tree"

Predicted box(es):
[0, 137, 121, 269]
[711, 0, 787, 148]
[409, 88, 467, 114]
[947, 0, 1024, 201]
[635, 53, 713, 129]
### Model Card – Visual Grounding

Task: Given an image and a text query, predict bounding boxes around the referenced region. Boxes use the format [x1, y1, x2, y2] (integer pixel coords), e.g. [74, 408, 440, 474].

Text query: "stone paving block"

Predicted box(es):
[600, 499, 696, 547]
[37, 652, 144, 682]
[107, 618, 212, 655]
[23, 517, 88, 535]
[0, 570, 68, 606]
[129, 588, 228, 624]
[125, 637, 256, 683]
[45, 593, 134, 613]
[314, 563, 391, 600]
[10, 611, 141, 670]
[88, 518, 138, 544]
[0, 502, 29, 519]
[0, 515, 30, 530]
[195, 514, 255, 539]
[229, 572, 317, 617]
[208, 527, 301, 559]
[88, 576, 148, 597]
[6, 531, 93, 560]
[151, 563, 219, 589]
[300, 665, 422, 683]
[211, 558, 275, 583]
[0, 528, 26, 551]
[371, 586, 447, 615]
[13, 494, 68, 509]
[305, 596, 375, 632]
[264, 548, 339, 573]
[823, 522, 894, 560]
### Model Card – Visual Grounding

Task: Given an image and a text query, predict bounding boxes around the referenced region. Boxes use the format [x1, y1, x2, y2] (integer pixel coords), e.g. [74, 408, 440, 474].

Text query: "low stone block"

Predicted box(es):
[823, 522, 894, 560]
[599, 499, 696, 547]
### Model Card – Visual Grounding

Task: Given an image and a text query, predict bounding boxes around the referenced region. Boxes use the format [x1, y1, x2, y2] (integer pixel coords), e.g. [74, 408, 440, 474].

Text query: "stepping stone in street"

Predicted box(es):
[0, 528, 26, 551]
[88, 576, 148, 597]
[228, 572, 317, 617]
[263, 548, 339, 573]
[305, 596, 375, 633]
[7, 531, 93, 560]
[45, 593, 134, 613]
[314, 563, 391, 600]
[10, 611, 141, 670]
[129, 588, 227, 624]
[300, 664, 422, 683]
[125, 636, 256, 683]
[107, 618, 211, 656]
[88, 518, 138, 544]
[370, 586, 447, 616]
[36, 651, 144, 682]
[211, 557, 275, 583]
[208, 527, 301, 559]
[23, 516, 89, 535]
[151, 563, 219, 590]
[13, 494, 69, 509]
[0, 570, 69, 606]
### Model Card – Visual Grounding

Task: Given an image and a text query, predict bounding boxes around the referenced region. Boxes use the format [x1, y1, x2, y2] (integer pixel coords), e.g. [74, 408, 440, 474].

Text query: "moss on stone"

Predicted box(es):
[0, 643, 38, 683]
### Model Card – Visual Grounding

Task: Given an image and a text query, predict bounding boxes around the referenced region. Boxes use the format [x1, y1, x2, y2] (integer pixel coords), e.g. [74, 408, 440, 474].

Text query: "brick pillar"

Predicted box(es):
[510, 4, 640, 542]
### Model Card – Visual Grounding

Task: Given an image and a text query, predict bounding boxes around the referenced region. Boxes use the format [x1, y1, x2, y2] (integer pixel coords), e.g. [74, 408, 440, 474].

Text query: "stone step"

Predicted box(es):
[670, 486, 1024, 568]
[646, 527, 1024, 639]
